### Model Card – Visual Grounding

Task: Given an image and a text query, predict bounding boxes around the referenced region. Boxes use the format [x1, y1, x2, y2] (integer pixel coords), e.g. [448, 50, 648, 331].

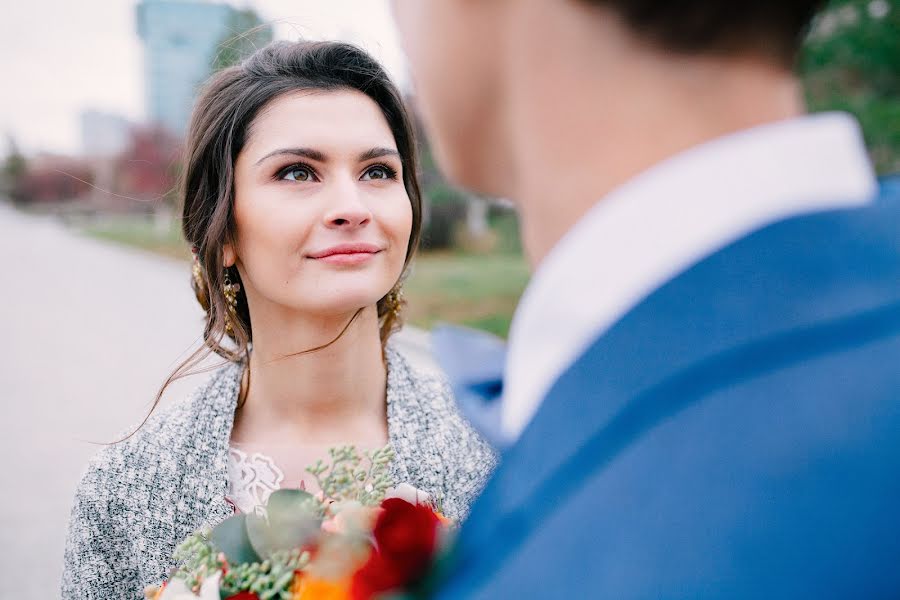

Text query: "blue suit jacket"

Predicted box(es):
[435, 182, 900, 599]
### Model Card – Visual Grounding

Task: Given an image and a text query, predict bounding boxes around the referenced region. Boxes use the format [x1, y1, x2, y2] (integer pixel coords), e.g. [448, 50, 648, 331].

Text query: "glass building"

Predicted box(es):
[137, 0, 247, 136]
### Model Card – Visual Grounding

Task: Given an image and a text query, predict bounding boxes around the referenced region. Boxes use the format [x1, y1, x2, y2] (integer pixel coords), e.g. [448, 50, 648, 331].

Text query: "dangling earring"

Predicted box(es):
[190, 249, 212, 312]
[191, 252, 204, 291]
[384, 286, 404, 319]
[223, 268, 241, 335]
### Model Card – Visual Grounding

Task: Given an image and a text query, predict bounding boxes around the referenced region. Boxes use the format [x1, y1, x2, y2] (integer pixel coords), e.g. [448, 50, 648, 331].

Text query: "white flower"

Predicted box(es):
[158, 572, 221, 600]
[385, 482, 431, 505]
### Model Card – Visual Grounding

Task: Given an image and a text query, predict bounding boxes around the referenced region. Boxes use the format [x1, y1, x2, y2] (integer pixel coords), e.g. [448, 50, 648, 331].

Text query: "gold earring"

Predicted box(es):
[385, 286, 404, 318]
[223, 268, 241, 334]
[191, 253, 204, 291]
[190, 250, 213, 313]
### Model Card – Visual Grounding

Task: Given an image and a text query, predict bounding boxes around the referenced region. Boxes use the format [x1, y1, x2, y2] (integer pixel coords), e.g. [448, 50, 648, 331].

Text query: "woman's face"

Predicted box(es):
[228, 89, 413, 322]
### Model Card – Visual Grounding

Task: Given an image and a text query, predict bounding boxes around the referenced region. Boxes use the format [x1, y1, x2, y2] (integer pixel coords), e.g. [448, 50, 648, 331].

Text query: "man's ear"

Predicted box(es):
[223, 243, 236, 268]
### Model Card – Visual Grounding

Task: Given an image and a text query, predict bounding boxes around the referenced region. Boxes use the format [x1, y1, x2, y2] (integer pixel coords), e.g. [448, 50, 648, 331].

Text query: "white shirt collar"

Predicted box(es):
[502, 112, 878, 441]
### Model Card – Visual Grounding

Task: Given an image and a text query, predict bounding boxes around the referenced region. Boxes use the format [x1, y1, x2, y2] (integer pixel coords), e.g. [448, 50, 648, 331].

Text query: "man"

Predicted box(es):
[392, 0, 900, 598]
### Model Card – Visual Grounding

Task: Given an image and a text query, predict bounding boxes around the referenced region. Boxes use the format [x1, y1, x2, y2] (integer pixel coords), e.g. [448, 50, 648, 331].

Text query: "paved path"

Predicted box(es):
[0, 203, 435, 599]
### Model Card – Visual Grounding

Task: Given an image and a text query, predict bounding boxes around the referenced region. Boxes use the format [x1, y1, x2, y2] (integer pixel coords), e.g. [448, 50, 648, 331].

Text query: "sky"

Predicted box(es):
[0, 0, 408, 156]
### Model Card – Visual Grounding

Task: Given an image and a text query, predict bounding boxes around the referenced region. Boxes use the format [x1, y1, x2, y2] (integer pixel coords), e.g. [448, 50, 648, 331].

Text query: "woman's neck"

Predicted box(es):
[231, 306, 389, 447]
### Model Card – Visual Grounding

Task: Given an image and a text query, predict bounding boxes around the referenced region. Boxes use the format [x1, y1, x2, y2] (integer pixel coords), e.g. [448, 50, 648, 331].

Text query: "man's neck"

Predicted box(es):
[501, 3, 804, 266]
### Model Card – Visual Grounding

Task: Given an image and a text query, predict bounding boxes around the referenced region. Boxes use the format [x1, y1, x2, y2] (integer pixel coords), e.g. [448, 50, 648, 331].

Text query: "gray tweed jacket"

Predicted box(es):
[61, 346, 497, 599]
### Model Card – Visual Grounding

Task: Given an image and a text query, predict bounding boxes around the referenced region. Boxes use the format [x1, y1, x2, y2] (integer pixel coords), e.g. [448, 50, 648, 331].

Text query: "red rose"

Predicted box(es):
[350, 498, 441, 600]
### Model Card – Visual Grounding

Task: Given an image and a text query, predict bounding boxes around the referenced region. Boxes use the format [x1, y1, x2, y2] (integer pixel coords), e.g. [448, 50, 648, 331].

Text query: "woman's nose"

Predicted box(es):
[323, 185, 373, 230]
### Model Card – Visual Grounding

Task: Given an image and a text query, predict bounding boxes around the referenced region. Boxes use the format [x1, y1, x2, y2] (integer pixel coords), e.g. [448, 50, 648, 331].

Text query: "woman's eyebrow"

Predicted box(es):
[358, 147, 400, 162]
[255, 147, 327, 165]
[255, 146, 399, 166]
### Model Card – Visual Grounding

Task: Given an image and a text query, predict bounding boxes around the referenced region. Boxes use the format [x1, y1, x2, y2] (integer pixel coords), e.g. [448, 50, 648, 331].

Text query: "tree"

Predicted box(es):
[210, 8, 274, 72]
[114, 125, 181, 204]
[2, 135, 27, 202]
[800, 0, 900, 173]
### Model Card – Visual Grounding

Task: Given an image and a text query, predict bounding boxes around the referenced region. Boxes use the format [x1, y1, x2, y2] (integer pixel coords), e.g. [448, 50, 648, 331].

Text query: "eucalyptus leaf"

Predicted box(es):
[209, 514, 262, 565]
[245, 489, 323, 559]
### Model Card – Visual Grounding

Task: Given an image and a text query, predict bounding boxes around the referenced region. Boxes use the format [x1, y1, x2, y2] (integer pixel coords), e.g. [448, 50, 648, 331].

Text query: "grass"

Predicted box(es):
[404, 251, 529, 337]
[78, 214, 530, 338]
[81, 216, 191, 262]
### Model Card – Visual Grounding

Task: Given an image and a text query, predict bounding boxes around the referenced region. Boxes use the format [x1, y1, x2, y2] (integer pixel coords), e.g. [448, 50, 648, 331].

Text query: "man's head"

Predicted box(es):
[392, 0, 825, 196]
[577, 1, 825, 64]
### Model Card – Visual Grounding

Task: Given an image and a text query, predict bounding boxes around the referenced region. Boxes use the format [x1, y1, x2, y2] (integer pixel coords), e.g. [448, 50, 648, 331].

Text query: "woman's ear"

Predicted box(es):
[223, 243, 236, 268]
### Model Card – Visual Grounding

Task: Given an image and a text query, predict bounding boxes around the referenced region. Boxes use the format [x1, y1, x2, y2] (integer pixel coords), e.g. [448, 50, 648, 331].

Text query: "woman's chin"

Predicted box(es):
[297, 294, 383, 320]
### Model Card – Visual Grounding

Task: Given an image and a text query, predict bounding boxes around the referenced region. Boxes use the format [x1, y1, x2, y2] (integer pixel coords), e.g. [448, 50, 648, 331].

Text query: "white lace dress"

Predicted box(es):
[225, 447, 287, 515]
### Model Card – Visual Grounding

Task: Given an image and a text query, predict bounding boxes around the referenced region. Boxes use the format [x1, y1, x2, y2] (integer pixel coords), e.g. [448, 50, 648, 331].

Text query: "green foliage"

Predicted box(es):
[306, 445, 395, 506]
[219, 550, 309, 600]
[245, 490, 323, 559]
[2, 135, 27, 201]
[174, 529, 310, 599]
[211, 8, 274, 72]
[171, 445, 395, 597]
[421, 183, 469, 250]
[172, 529, 222, 592]
[175, 519, 311, 599]
[800, 0, 900, 173]
[488, 209, 523, 255]
[210, 515, 262, 565]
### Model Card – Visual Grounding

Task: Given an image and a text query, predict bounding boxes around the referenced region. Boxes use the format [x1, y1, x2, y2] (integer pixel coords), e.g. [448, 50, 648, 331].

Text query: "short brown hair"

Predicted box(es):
[586, 0, 828, 65]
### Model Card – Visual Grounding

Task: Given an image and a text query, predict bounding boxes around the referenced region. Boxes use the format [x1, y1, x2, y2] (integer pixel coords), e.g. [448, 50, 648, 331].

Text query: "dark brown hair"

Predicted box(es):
[135, 40, 423, 433]
[585, 0, 828, 65]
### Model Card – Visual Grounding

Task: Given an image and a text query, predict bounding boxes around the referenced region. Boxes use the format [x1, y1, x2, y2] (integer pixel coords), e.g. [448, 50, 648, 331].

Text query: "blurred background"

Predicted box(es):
[0, 0, 896, 597]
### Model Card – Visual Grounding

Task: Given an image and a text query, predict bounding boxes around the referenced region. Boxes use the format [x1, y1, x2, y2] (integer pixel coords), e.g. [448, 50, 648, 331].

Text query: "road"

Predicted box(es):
[0, 202, 435, 599]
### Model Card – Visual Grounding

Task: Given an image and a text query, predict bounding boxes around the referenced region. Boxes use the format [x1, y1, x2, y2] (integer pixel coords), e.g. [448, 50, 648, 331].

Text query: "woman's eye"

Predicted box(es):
[281, 167, 314, 182]
[362, 165, 396, 181]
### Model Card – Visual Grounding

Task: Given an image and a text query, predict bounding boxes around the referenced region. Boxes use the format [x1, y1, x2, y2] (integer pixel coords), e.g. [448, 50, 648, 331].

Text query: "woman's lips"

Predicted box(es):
[317, 252, 378, 266]
[308, 243, 382, 266]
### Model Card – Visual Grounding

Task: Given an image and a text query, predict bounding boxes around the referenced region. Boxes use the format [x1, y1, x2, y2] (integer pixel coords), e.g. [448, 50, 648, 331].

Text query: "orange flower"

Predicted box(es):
[291, 572, 351, 600]
[143, 582, 165, 600]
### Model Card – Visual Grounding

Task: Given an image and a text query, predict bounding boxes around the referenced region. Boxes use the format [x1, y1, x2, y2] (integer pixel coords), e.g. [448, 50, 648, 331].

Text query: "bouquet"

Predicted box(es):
[145, 446, 453, 600]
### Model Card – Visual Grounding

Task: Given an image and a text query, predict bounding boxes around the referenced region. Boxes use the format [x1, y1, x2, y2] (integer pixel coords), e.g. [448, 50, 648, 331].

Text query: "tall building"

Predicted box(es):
[136, 0, 271, 136]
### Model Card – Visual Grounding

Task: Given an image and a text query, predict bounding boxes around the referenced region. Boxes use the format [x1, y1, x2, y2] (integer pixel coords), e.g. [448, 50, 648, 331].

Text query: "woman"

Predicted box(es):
[62, 40, 496, 598]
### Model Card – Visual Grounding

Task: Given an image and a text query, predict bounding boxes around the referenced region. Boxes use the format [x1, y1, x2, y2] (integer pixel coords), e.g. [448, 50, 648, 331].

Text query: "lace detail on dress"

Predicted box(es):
[226, 447, 285, 515]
